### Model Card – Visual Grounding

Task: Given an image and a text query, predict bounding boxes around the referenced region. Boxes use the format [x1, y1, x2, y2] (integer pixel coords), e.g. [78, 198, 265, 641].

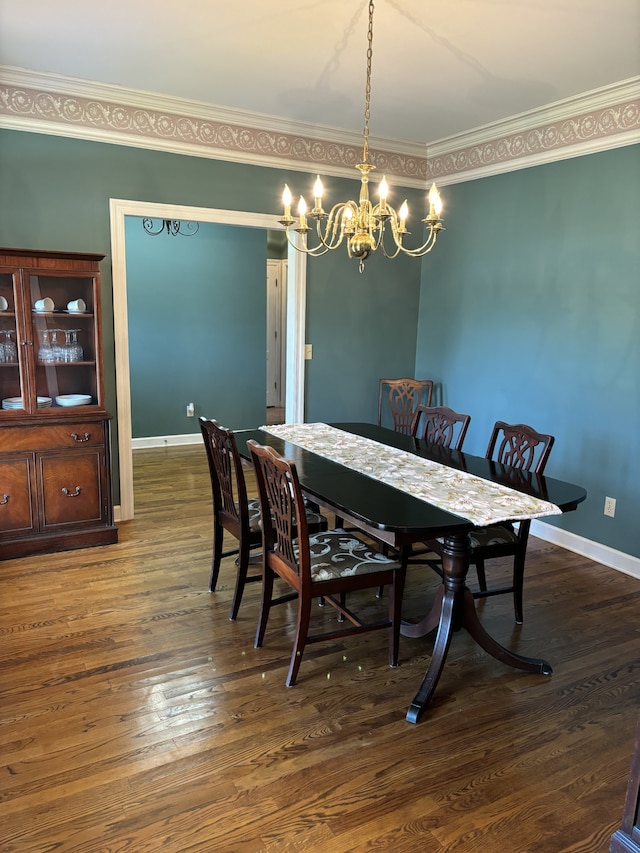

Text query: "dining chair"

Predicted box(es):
[247, 439, 406, 687]
[378, 378, 434, 434]
[425, 420, 555, 623]
[410, 404, 471, 451]
[199, 417, 327, 621]
[394, 404, 472, 571]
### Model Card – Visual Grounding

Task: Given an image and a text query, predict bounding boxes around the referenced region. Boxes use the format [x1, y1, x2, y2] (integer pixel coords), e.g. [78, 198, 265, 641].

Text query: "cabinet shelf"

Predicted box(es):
[36, 361, 97, 367]
[31, 311, 95, 318]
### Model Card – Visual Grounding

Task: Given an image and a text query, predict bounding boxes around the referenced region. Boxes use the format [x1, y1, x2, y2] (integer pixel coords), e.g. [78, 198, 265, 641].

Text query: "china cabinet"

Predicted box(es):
[0, 248, 117, 559]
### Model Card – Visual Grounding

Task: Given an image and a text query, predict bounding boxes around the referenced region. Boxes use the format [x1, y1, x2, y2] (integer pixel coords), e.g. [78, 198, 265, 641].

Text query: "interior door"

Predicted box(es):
[266, 259, 286, 408]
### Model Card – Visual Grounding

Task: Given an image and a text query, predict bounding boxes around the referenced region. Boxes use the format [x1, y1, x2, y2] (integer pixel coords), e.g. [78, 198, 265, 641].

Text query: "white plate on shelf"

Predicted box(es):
[2, 396, 54, 409]
[55, 394, 92, 407]
[2, 396, 23, 409]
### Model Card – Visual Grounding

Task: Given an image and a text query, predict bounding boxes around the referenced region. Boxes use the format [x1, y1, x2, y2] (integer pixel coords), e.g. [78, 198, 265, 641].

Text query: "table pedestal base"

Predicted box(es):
[402, 534, 552, 724]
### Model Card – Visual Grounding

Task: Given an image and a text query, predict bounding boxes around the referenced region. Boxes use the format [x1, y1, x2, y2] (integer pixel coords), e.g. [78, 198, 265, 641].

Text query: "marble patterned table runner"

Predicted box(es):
[263, 423, 561, 527]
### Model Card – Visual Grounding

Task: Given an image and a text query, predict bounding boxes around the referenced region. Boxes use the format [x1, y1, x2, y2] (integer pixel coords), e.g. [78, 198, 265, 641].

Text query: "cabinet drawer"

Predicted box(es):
[39, 451, 104, 528]
[0, 457, 36, 535]
[0, 423, 105, 452]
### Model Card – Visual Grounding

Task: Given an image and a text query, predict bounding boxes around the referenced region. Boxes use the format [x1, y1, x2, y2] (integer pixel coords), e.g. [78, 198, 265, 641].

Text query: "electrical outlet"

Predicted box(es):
[604, 496, 616, 517]
[186, 402, 195, 418]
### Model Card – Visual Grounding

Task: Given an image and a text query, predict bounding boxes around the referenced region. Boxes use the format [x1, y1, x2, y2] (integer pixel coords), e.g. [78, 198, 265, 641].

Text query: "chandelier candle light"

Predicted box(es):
[279, 0, 444, 273]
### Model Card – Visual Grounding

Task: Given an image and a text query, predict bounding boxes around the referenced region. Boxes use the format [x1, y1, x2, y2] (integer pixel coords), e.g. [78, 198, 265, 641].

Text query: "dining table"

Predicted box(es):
[235, 421, 587, 723]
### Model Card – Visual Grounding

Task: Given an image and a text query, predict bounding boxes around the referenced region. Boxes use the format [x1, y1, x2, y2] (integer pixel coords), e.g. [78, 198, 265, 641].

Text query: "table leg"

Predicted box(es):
[401, 585, 444, 638]
[405, 532, 552, 724]
[406, 585, 456, 723]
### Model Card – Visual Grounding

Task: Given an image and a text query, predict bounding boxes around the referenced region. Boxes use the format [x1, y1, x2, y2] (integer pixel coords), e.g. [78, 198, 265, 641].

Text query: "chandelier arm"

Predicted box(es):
[378, 238, 404, 260]
[395, 233, 441, 257]
[284, 231, 332, 257]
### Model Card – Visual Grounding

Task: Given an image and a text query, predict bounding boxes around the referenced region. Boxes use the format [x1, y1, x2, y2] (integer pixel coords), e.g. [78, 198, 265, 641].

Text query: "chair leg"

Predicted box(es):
[337, 591, 346, 622]
[388, 570, 406, 667]
[209, 522, 224, 592]
[475, 558, 487, 592]
[512, 553, 526, 625]
[229, 538, 251, 621]
[254, 567, 275, 649]
[286, 595, 313, 687]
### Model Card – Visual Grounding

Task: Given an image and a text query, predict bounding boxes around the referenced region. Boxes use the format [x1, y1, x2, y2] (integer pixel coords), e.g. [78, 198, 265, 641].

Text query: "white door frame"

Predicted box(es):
[109, 198, 307, 520]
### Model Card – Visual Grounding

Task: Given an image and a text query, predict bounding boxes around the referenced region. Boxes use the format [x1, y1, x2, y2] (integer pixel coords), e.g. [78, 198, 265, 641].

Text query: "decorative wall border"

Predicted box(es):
[1, 67, 638, 187]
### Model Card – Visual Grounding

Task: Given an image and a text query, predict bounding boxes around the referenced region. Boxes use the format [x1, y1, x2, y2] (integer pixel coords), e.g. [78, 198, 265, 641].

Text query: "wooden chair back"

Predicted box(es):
[199, 417, 262, 619]
[486, 421, 554, 474]
[410, 404, 471, 451]
[248, 440, 309, 586]
[199, 417, 249, 535]
[378, 378, 433, 434]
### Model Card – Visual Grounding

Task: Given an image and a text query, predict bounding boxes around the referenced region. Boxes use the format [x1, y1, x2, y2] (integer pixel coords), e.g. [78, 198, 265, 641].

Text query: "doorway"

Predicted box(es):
[109, 199, 307, 521]
[266, 258, 287, 421]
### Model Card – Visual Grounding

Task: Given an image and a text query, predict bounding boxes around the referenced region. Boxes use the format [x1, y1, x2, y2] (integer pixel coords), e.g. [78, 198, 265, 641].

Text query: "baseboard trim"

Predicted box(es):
[131, 433, 202, 449]
[530, 519, 640, 581]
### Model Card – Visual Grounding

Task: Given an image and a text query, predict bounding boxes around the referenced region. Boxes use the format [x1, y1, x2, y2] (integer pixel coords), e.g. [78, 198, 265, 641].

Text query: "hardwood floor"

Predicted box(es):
[1, 444, 638, 852]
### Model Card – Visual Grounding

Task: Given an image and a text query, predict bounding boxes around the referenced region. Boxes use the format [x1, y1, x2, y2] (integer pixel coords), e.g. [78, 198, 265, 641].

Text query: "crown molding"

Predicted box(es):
[1, 67, 638, 188]
[428, 77, 640, 185]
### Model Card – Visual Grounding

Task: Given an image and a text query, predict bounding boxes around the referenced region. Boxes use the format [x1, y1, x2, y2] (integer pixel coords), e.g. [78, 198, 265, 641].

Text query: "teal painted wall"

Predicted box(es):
[0, 128, 422, 497]
[415, 144, 640, 558]
[124, 218, 267, 436]
[305, 244, 422, 424]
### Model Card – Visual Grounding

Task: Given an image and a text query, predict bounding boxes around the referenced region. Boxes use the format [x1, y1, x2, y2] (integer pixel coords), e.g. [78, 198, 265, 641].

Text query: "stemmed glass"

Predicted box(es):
[69, 329, 83, 362]
[4, 329, 17, 363]
[62, 329, 73, 362]
[49, 329, 63, 362]
[38, 329, 53, 363]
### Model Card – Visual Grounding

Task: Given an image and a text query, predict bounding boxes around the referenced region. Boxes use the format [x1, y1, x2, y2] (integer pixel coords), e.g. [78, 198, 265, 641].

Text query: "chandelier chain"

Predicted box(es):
[277, 0, 444, 272]
[362, 0, 375, 165]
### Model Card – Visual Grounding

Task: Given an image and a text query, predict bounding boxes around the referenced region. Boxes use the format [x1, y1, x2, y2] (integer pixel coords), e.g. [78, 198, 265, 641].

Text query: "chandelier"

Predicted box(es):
[142, 218, 199, 237]
[279, 0, 444, 273]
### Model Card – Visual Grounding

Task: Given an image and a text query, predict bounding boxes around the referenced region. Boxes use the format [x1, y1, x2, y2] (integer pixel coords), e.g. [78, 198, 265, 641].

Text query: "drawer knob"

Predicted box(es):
[71, 432, 90, 443]
[0, 493, 9, 505]
[62, 486, 82, 497]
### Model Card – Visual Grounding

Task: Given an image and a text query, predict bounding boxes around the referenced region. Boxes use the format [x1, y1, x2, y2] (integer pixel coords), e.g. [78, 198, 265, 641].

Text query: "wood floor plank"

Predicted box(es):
[1, 444, 638, 852]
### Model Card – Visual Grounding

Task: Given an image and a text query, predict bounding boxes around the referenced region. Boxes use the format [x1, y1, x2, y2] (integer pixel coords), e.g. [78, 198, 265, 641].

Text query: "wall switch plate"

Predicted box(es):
[186, 402, 195, 417]
[304, 344, 313, 360]
[604, 496, 616, 517]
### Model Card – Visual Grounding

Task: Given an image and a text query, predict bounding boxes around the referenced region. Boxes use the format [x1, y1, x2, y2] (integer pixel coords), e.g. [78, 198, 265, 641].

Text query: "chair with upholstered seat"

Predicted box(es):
[199, 417, 326, 621]
[390, 404, 472, 572]
[378, 378, 434, 434]
[410, 404, 471, 451]
[425, 420, 554, 624]
[248, 439, 406, 687]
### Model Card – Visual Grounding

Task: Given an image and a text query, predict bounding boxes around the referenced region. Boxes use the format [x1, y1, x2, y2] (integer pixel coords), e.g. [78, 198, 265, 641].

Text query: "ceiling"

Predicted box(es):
[1, 0, 638, 147]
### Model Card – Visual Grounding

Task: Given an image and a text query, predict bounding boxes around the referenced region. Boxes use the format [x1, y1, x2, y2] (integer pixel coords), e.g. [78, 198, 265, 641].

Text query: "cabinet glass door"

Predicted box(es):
[29, 273, 98, 411]
[0, 269, 27, 413]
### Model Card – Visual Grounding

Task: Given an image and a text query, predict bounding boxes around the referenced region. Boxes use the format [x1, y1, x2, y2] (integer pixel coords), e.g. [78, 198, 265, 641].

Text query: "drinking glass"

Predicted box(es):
[50, 329, 63, 362]
[69, 329, 83, 362]
[4, 329, 17, 363]
[62, 329, 73, 362]
[38, 329, 53, 363]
